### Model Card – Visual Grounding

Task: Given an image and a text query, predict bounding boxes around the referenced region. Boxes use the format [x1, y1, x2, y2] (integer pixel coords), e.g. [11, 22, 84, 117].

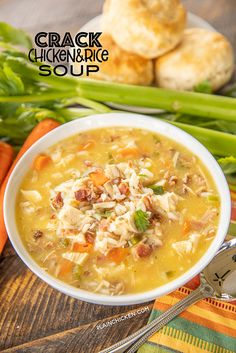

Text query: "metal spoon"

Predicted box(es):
[100, 238, 236, 353]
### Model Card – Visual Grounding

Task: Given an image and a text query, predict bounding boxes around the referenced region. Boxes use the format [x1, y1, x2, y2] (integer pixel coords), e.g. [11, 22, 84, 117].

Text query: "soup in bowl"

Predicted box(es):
[4, 113, 231, 305]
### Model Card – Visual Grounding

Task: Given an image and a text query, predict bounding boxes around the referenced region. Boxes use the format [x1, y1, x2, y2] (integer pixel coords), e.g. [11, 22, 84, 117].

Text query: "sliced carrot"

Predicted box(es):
[33, 154, 52, 171]
[78, 140, 95, 151]
[118, 147, 140, 158]
[0, 118, 60, 254]
[89, 170, 109, 186]
[0, 141, 14, 186]
[183, 220, 191, 235]
[59, 259, 73, 276]
[73, 242, 93, 253]
[107, 248, 129, 264]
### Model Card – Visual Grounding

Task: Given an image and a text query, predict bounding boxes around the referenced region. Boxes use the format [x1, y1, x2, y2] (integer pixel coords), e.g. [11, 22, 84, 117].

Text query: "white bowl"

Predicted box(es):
[4, 113, 231, 306]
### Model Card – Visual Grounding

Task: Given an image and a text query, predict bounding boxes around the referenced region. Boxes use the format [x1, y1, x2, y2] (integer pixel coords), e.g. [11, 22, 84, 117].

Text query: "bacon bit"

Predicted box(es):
[118, 182, 129, 195]
[50, 214, 56, 220]
[33, 230, 43, 239]
[112, 177, 121, 185]
[150, 212, 164, 224]
[73, 242, 93, 253]
[85, 231, 95, 244]
[75, 188, 91, 202]
[78, 140, 95, 151]
[107, 248, 129, 264]
[52, 192, 64, 209]
[89, 170, 109, 186]
[183, 220, 191, 235]
[136, 243, 153, 258]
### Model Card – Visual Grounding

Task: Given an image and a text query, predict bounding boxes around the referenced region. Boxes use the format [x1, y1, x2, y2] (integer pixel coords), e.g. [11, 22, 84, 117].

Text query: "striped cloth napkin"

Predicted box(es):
[138, 185, 236, 353]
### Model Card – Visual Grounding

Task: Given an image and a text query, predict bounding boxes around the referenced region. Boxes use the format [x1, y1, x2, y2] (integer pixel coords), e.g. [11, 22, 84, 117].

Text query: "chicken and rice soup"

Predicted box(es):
[16, 128, 220, 295]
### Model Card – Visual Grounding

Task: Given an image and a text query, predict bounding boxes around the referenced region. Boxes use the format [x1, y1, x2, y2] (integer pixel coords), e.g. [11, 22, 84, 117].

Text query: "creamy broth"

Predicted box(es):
[16, 128, 220, 295]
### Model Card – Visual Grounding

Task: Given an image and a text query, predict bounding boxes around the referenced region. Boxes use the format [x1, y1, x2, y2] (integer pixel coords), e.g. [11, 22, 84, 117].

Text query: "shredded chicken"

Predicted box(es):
[21, 189, 42, 203]
[49, 159, 172, 256]
[172, 232, 201, 256]
[62, 252, 89, 265]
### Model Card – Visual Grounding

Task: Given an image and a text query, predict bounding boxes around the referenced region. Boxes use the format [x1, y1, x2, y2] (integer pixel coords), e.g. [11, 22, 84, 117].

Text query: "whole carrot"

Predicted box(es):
[0, 142, 14, 185]
[0, 118, 60, 254]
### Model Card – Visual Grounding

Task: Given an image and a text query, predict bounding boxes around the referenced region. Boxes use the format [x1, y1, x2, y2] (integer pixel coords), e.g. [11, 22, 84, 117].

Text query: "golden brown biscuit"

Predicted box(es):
[102, 0, 186, 59]
[81, 33, 154, 85]
[155, 28, 234, 91]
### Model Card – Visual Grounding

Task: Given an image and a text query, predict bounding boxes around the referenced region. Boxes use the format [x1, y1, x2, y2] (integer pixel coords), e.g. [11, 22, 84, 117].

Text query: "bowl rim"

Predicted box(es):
[4, 112, 231, 305]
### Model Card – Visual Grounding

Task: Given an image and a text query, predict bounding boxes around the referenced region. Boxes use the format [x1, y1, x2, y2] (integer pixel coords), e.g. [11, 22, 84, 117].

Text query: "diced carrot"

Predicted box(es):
[73, 242, 93, 253]
[59, 259, 73, 276]
[183, 220, 191, 235]
[89, 170, 109, 186]
[33, 154, 52, 171]
[78, 140, 95, 151]
[107, 248, 129, 264]
[118, 147, 140, 158]
[0, 118, 60, 254]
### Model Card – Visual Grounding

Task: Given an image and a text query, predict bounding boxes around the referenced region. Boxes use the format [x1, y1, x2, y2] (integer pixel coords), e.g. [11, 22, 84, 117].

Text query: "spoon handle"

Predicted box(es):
[126, 283, 214, 353]
[100, 283, 213, 353]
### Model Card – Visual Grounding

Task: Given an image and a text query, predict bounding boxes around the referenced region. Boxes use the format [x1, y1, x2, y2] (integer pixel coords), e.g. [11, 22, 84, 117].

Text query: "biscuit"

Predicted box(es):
[102, 0, 186, 59]
[82, 33, 154, 85]
[155, 28, 234, 91]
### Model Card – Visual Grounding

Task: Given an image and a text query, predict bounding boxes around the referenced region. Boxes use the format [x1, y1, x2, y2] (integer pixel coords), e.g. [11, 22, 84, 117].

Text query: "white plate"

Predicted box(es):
[78, 13, 216, 114]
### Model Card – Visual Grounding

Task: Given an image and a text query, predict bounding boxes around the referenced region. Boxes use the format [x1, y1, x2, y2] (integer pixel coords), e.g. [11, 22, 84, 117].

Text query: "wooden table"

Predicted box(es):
[0, 1, 235, 352]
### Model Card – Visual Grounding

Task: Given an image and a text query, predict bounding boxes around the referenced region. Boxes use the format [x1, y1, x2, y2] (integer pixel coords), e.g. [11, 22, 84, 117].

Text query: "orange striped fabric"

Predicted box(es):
[138, 283, 236, 353]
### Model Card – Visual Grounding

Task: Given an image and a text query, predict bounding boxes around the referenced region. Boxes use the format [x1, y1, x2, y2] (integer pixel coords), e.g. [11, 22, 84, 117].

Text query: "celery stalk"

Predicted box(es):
[77, 79, 236, 122]
[1, 59, 236, 123]
[165, 120, 236, 157]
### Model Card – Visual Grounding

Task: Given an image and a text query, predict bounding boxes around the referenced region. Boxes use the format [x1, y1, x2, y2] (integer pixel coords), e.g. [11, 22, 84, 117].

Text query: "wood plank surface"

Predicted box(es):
[0, 242, 153, 352]
[0, 1, 235, 352]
